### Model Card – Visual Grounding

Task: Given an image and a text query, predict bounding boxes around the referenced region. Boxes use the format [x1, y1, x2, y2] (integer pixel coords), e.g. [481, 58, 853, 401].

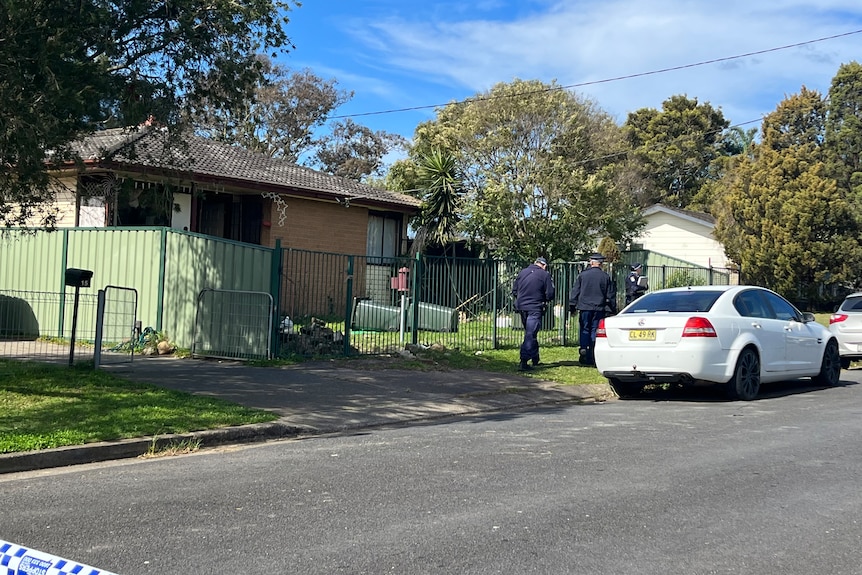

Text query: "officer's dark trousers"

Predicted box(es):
[578, 309, 605, 364]
[519, 310, 542, 362]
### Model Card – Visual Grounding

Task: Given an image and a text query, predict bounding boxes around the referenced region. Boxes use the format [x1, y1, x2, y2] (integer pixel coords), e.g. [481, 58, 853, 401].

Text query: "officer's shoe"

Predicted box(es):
[531, 357, 540, 367]
[518, 360, 533, 372]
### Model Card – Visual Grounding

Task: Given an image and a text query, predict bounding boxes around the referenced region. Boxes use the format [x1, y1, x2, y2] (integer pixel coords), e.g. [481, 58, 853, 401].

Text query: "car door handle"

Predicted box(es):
[751, 322, 761, 329]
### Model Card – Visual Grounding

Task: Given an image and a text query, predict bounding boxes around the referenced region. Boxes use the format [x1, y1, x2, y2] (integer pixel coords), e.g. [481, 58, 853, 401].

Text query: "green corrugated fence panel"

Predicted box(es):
[162, 230, 273, 348]
[0, 230, 66, 292]
[65, 228, 162, 338]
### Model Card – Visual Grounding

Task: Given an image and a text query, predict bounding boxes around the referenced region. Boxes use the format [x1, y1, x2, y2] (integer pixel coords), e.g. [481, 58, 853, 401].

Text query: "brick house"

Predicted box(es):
[51, 126, 421, 258]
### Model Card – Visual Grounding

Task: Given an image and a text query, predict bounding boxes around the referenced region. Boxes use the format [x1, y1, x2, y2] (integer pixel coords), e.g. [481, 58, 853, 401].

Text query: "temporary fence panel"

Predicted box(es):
[94, 286, 139, 366]
[0, 289, 98, 364]
[193, 288, 273, 361]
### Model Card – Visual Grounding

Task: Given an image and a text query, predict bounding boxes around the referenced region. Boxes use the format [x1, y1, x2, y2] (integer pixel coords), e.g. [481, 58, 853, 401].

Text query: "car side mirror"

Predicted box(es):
[801, 312, 816, 323]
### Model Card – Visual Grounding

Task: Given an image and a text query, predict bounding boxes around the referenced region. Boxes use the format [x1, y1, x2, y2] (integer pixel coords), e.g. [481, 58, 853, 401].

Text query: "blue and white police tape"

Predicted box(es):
[1, 539, 118, 575]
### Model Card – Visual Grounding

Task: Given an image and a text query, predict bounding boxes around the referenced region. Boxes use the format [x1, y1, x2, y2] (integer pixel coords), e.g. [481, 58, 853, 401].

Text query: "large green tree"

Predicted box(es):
[625, 95, 730, 209]
[192, 61, 403, 181]
[825, 61, 862, 214]
[192, 61, 352, 163]
[396, 79, 643, 262]
[1, 0, 297, 228]
[715, 88, 862, 304]
[313, 119, 406, 181]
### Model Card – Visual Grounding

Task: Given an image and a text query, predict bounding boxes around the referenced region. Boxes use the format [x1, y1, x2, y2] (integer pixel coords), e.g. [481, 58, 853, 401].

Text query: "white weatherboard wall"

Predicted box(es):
[636, 206, 728, 269]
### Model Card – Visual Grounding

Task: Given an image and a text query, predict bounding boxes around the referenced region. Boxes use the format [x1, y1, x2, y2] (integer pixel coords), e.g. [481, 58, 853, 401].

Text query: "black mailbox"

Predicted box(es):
[65, 268, 93, 288]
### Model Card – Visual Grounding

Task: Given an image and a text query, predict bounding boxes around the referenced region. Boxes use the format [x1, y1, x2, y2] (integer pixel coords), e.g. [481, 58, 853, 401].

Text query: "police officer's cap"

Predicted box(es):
[589, 253, 605, 262]
[534, 257, 548, 266]
[630, 262, 642, 271]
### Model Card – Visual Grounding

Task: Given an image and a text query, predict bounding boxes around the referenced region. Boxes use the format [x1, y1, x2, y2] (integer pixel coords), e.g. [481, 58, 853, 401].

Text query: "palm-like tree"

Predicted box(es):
[413, 148, 463, 254]
[724, 126, 758, 159]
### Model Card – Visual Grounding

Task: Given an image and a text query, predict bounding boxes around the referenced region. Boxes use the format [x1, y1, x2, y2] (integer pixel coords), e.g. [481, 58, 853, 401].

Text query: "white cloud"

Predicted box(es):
[345, 0, 862, 125]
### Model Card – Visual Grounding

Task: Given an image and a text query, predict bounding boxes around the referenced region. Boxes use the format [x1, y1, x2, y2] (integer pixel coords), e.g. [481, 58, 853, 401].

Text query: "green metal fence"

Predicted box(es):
[273, 251, 736, 357]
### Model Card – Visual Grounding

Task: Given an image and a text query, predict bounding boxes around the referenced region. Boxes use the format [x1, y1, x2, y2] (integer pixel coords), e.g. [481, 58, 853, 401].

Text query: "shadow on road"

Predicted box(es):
[615, 375, 859, 403]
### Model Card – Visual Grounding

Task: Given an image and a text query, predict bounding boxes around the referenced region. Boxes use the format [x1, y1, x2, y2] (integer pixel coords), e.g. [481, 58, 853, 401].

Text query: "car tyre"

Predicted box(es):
[727, 347, 760, 401]
[608, 378, 642, 399]
[815, 339, 841, 386]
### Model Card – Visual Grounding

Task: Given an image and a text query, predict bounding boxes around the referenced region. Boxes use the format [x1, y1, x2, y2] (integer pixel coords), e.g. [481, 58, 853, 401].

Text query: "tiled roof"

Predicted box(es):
[71, 127, 421, 210]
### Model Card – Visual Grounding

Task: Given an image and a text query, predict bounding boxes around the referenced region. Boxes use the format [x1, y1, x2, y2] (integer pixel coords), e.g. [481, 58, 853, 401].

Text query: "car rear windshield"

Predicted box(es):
[839, 296, 862, 312]
[623, 290, 724, 313]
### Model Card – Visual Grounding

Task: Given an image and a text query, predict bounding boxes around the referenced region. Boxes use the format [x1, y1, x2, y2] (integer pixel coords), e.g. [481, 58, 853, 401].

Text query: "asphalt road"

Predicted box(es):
[4, 371, 862, 575]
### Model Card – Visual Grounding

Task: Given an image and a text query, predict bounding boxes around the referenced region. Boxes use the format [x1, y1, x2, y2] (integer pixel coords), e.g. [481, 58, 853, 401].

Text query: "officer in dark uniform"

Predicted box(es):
[625, 262, 648, 305]
[512, 257, 556, 371]
[569, 253, 616, 366]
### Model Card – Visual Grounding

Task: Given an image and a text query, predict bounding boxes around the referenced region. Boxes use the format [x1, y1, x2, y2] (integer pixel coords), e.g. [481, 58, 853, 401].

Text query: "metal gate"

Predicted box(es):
[94, 286, 139, 367]
[193, 289, 273, 361]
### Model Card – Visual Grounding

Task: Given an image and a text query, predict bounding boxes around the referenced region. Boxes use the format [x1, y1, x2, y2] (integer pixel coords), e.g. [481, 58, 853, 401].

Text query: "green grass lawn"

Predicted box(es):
[0, 359, 278, 454]
[363, 345, 609, 386]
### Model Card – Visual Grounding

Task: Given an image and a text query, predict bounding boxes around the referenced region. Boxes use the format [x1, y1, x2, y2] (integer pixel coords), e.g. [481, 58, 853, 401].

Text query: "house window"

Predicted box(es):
[106, 179, 172, 227]
[196, 192, 262, 244]
[367, 213, 401, 264]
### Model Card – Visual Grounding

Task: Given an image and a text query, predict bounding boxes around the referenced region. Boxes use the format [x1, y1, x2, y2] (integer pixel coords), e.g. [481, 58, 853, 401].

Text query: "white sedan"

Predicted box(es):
[594, 285, 841, 400]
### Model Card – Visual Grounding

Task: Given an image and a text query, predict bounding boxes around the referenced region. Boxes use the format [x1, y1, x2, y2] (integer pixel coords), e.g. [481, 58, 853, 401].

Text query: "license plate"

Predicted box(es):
[629, 329, 656, 341]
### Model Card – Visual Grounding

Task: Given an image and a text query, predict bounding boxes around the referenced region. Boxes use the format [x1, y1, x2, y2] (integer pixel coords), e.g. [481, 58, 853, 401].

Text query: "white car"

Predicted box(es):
[829, 292, 862, 369]
[594, 285, 841, 400]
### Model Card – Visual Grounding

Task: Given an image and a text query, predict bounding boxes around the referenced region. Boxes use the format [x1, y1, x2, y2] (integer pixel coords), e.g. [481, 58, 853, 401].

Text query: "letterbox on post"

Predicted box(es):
[65, 268, 93, 288]
[64, 268, 93, 365]
[389, 267, 409, 292]
[389, 267, 410, 342]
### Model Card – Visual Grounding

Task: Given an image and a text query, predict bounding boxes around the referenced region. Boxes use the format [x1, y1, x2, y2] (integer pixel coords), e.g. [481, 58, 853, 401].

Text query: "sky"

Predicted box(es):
[280, 0, 862, 148]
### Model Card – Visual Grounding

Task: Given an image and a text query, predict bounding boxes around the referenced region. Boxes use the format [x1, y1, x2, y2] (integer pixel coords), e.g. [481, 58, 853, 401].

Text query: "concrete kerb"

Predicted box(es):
[0, 421, 308, 475]
[0, 383, 614, 475]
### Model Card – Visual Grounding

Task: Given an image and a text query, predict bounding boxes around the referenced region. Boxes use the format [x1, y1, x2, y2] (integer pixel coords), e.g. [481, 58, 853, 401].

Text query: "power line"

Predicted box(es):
[331, 29, 862, 120]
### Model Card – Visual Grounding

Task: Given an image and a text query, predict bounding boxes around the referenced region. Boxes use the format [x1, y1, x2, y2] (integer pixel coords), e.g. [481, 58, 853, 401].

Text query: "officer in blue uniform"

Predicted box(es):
[512, 257, 556, 371]
[625, 262, 648, 305]
[569, 253, 617, 366]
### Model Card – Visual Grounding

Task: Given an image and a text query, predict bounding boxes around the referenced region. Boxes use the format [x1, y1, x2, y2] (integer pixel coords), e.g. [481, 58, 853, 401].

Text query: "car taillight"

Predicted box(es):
[682, 316, 717, 337]
[596, 318, 606, 338]
[830, 314, 848, 324]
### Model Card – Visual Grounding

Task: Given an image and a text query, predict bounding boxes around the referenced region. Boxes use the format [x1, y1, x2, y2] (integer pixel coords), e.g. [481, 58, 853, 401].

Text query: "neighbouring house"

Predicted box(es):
[632, 204, 732, 270]
[48, 125, 421, 259]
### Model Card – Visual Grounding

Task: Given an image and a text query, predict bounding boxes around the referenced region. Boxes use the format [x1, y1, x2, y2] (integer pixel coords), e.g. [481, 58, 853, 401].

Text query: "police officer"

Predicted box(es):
[512, 257, 556, 371]
[569, 253, 616, 366]
[625, 262, 648, 305]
